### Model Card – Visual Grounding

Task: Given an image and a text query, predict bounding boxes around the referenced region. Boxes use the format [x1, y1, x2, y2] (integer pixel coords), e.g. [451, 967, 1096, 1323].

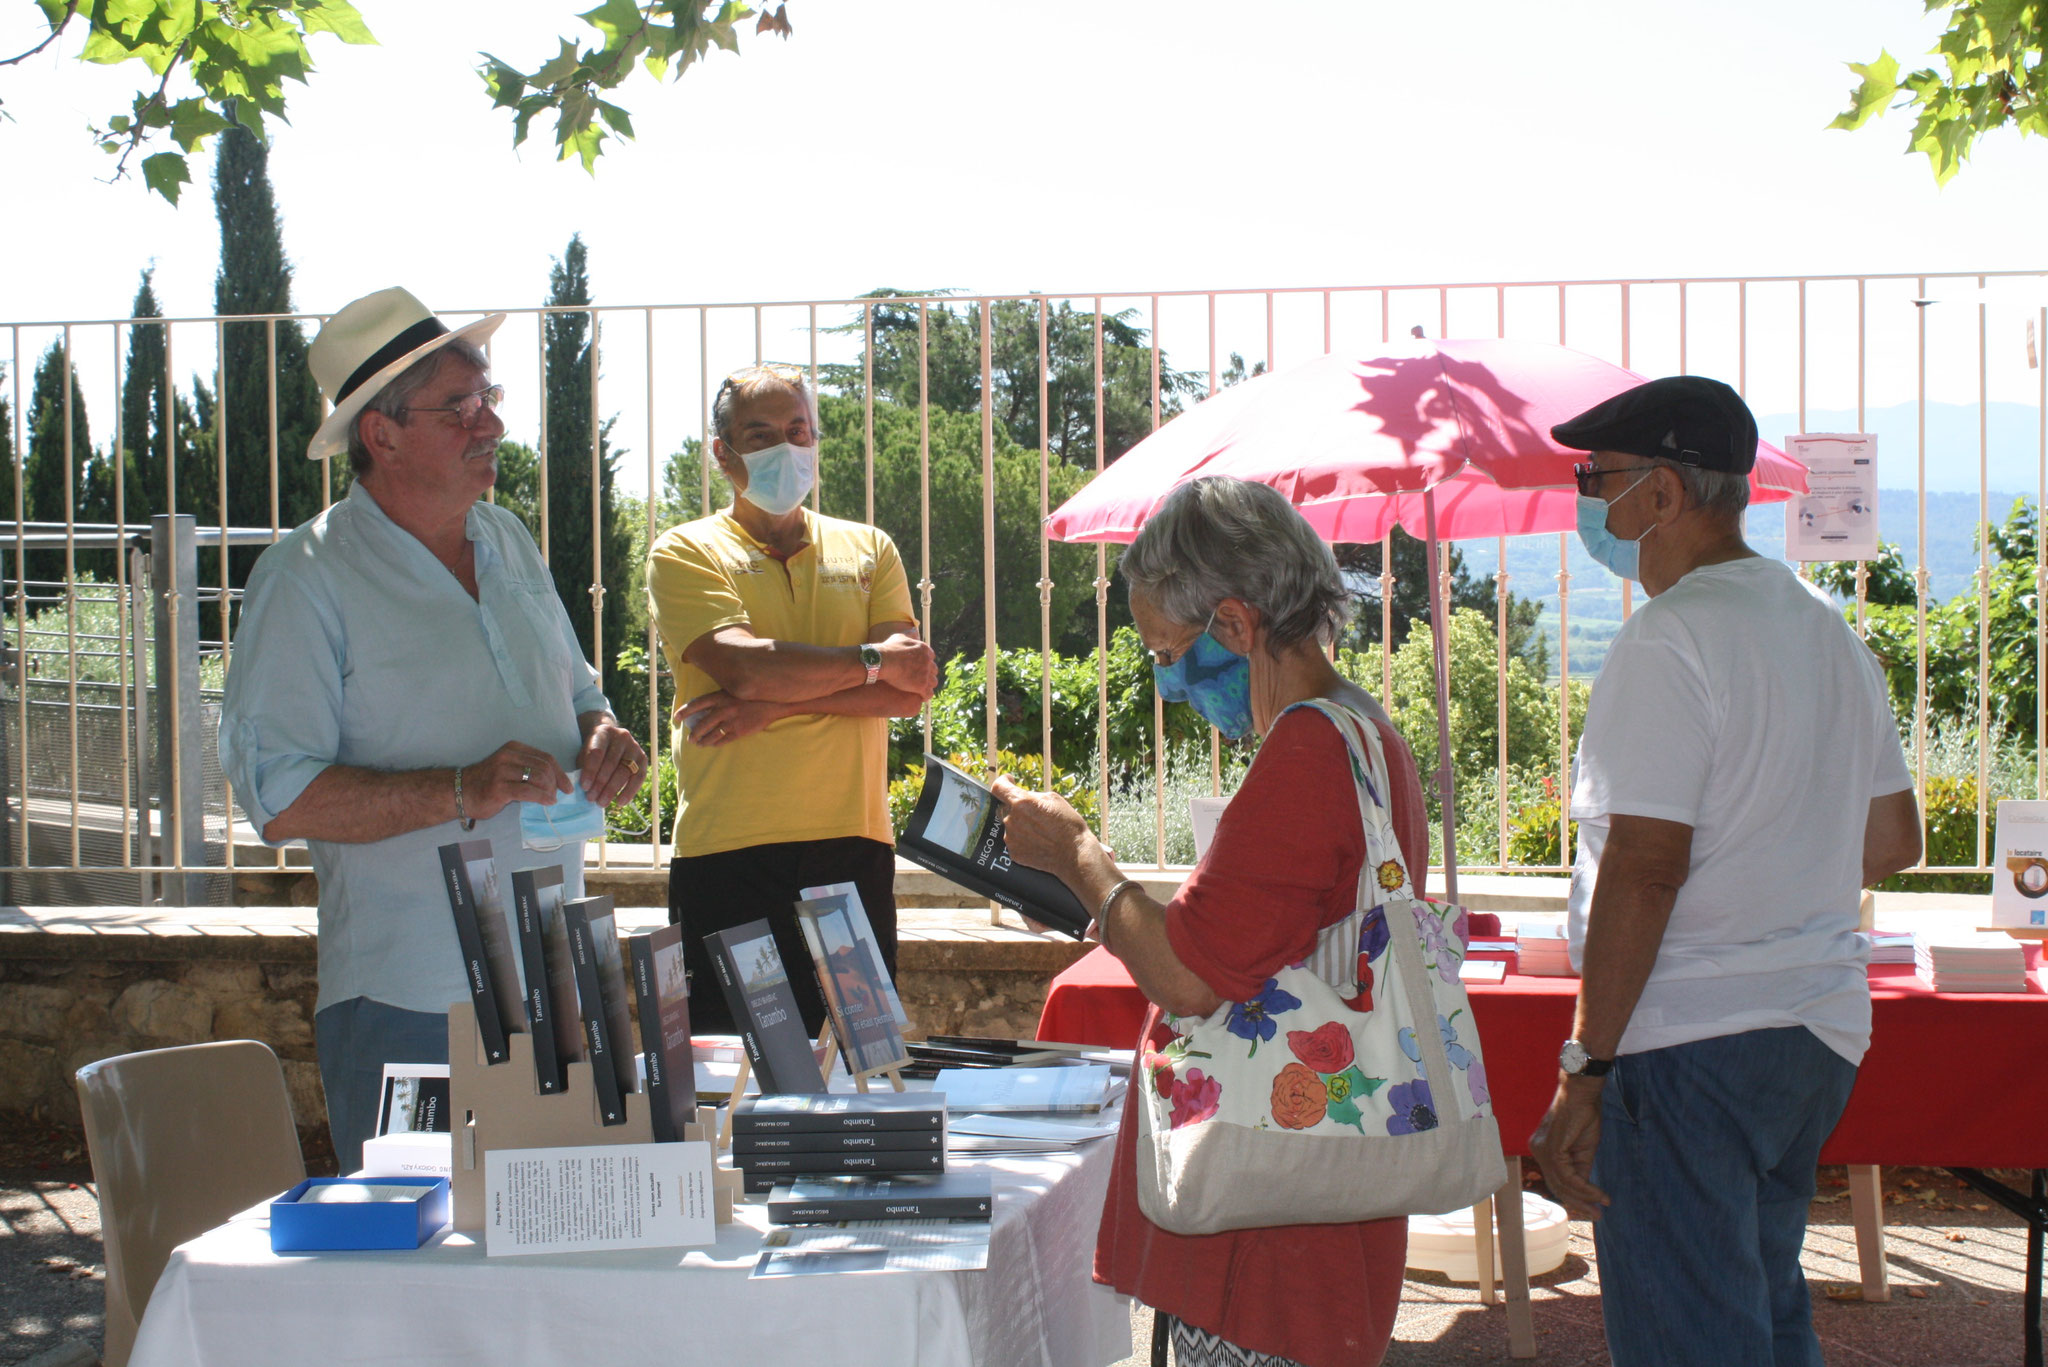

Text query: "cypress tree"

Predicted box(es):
[23, 341, 98, 583]
[212, 112, 325, 575]
[542, 235, 631, 706]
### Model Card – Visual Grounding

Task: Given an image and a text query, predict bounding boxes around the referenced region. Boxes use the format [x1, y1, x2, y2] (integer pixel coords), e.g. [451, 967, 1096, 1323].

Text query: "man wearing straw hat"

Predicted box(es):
[647, 362, 935, 1036]
[1528, 375, 1920, 1367]
[220, 287, 647, 1171]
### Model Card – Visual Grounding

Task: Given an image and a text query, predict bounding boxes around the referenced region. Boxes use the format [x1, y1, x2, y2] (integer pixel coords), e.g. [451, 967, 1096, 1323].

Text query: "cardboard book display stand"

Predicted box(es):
[447, 1000, 741, 1229]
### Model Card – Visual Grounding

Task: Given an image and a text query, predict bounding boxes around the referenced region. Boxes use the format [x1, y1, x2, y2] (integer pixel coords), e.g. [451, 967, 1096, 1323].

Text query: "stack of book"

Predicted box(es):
[1914, 931, 2029, 992]
[730, 1092, 949, 1195]
[765, 1171, 995, 1225]
[1515, 923, 1576, 978]
[1859, 929, 1916, 965]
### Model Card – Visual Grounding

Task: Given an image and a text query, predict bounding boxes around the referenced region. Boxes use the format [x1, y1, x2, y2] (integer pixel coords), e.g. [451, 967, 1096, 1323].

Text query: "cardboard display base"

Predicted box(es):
[447, 1001, 740, 1230]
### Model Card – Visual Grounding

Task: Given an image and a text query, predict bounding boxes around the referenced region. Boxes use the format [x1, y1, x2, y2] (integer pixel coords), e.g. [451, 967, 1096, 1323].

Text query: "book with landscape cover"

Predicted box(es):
[628, 925, 698, 1142]
[732, 1092, 946, 1135]
[799, 882, 910, 1029]
[897, 756, 1091, 938]
[438, 840, 512, 1064]
[766, 1173, 995, 1225]
[738, 1150, 946, 1177]
[731, 1128, 944, 1155]
[510, 865, 579, 1094]
[562, 895, 634, 1125]
[706, 920, 828, 1095]
[795, 894, 910, 1077]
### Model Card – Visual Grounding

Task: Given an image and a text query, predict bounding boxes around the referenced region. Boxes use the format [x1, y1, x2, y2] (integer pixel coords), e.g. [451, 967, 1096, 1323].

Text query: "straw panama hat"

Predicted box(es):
[305, 287, 505, 461]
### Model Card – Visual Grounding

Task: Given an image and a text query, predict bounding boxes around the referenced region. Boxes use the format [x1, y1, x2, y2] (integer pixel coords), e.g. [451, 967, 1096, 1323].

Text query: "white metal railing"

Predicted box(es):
[4, 270, 2044, 892]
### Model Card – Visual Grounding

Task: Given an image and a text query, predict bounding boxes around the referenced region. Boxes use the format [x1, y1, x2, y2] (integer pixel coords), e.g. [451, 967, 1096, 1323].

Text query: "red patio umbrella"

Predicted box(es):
[1044, 338, 1808, 899]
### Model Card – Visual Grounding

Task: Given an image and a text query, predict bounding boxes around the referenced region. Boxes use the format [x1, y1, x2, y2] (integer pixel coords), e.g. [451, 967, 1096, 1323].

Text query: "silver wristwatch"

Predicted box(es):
[1559, 1039, 1614, 1078]
[859, 643, 883, 686]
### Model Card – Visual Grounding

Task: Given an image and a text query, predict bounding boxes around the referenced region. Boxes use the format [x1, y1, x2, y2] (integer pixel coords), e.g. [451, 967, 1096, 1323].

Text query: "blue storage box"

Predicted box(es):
[270, 1176, 451, 1252]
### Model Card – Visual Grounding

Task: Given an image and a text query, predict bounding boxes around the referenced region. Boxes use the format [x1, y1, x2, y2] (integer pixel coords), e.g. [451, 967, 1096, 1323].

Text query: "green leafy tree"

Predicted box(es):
[1853, 500, 2041, 746]
[1341, 606, 1586, 825]
[1335, 531, 1546, 670]
[541, 235, 633, 706]
[13, 1, 783, 203]
[119, 270, 180, 524]
[1810, 542, 1920, 607]
[1833, 2, 2048, 183]
[212, 114, 327, 562]
[822, 291, 1209, 470]
[492, 438, 543, 537]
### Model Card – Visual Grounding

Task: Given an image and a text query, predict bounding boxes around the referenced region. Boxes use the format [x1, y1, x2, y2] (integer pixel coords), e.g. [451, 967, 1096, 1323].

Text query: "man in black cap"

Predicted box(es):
[1528, 376, 1921, 1367]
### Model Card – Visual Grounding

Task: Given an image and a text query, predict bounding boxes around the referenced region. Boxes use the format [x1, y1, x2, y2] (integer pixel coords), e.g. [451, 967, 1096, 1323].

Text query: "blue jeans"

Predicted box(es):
[313, 998, 449, 1175]
[1592, 1026, 1857, 1367]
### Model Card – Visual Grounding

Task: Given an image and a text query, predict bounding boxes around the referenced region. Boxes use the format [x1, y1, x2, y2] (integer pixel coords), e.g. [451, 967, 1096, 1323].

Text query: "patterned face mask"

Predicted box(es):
[1152, 622, 1254, 738]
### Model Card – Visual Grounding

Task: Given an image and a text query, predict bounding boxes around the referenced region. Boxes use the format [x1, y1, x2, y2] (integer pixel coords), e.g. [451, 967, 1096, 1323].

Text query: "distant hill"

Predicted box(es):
[1453, 488, 2034, 680]
[1751, 401, 2044, 494]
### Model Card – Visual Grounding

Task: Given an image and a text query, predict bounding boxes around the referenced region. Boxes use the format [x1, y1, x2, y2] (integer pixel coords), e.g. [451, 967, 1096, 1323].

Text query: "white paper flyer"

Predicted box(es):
[484, 1141, 715, 1256]
[1993, 800, 2048, 929]
[1784, 433, 1879, 562]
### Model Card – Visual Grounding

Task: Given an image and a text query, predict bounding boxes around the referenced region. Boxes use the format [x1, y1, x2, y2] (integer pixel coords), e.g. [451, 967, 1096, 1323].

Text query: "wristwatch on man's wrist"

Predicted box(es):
[859, 643, 883, 686]
[1559, 1039, 1614, 1078]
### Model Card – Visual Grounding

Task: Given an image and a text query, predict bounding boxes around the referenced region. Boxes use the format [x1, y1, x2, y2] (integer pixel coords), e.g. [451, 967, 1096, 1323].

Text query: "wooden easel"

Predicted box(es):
[447, 1000, 741, 1229]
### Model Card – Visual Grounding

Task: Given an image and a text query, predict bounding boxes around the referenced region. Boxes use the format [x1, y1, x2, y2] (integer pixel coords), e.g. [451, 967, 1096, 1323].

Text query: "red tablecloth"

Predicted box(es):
[1037, 948, 2048, 1169]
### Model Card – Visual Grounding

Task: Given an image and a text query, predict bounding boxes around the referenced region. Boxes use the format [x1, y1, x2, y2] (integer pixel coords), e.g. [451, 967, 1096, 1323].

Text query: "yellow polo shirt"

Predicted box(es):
[646, 507, 915, 857]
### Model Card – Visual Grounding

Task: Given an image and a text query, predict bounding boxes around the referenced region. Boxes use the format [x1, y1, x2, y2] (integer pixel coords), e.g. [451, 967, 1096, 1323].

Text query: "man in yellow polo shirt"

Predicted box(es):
[647, 363, 937, 1034]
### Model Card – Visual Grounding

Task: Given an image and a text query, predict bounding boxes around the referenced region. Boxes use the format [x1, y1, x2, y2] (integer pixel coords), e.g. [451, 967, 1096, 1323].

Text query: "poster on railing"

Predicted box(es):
[1784, 433, 1879, 562]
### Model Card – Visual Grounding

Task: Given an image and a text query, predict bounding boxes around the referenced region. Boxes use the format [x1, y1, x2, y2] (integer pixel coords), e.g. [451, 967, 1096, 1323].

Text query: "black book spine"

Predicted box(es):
[707, 934, 778, 1093]
[738, 1151, 946, 1175]
[767, 1193, 994, 1223]
[440, 845, 509, 1064]
[732, 1129, 945, 1154]
[512, 872, 563, 1094]
[629, 934, 678, 1143]
[566, 911, 627, 1126]
[732, 1110, 946, 1135]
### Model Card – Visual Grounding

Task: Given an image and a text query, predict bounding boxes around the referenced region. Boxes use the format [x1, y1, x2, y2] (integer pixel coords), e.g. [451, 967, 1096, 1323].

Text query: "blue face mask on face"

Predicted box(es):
[1574, 472, 1655, 582]
[521, 771, 609, 851]
[1153, 616, 1254, 738]
[737, 441, 818, 517]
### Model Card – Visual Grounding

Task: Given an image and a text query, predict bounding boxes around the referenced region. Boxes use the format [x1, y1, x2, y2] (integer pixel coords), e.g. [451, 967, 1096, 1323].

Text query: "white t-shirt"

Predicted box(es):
[1567, 557, 1912, 1065]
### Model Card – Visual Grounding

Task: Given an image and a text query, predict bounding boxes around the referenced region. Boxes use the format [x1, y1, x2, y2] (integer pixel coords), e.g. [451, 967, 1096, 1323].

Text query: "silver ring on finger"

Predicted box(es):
[519, 767, 531, 784]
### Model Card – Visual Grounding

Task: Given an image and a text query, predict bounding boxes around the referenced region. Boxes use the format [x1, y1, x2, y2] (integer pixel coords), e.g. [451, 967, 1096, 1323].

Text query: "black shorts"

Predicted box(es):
[667, 836, 897, 1036]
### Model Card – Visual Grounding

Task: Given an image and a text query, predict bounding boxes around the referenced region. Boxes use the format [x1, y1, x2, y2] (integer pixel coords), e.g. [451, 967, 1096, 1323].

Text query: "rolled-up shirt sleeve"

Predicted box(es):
[218, 564, 344, 844]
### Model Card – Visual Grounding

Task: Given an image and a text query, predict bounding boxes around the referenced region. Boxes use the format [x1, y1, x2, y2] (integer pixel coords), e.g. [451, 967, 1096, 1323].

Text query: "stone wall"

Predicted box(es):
[0, 882, 1148, 1142]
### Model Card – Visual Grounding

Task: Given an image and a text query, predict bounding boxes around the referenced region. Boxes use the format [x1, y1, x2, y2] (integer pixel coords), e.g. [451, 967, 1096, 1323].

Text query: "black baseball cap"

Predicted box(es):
[1550, 375, 1758, 475]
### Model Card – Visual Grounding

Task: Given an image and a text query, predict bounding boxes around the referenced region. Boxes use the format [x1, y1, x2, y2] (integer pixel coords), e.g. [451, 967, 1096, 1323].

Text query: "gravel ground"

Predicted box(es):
[4, 1134, 2038, 1367]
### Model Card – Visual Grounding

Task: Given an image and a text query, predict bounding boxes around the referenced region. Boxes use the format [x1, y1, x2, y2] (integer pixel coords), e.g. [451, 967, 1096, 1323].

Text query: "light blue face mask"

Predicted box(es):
[1574, 473, 1655, 582]
[737, 441, 818, 517]
[1152, 616, 1254, 738]
[521, 770, 608, 851]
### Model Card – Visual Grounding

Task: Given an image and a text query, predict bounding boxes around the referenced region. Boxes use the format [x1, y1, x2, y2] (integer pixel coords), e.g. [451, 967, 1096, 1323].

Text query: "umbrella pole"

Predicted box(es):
[1423, 489, 1460, 904]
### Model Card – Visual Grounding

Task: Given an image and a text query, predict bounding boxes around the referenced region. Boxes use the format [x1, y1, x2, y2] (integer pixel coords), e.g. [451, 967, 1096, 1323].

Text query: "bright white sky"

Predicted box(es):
[4, 0, 2046, 495]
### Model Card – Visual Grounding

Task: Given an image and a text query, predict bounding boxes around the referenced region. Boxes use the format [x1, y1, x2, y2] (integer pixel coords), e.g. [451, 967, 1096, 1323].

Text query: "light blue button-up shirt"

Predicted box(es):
[220, 481, 610, 1014]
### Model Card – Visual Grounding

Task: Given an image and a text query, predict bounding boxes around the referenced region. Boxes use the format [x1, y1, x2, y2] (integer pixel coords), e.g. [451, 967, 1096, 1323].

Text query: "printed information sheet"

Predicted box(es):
[484, 1141, 715, 1256]
[1784, 433, 1879, 562]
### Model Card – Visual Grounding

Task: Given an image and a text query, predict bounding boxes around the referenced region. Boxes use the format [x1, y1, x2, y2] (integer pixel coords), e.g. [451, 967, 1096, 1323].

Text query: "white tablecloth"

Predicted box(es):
[129, 1140, 1131, 1367]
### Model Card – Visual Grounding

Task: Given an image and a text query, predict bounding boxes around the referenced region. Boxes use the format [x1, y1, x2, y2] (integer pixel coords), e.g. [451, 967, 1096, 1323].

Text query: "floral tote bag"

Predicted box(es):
[1133, 698, 1504, 1235]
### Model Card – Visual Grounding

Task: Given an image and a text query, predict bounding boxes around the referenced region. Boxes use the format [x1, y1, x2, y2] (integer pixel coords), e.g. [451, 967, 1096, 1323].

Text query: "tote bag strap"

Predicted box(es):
[1286, 700, 1468, 1129]
[1283, 698, 1407, 990]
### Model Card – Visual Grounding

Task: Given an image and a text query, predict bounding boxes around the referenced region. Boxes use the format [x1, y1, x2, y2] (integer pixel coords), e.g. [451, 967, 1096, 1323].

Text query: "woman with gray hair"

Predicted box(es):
[996, 476, 1428, 1367]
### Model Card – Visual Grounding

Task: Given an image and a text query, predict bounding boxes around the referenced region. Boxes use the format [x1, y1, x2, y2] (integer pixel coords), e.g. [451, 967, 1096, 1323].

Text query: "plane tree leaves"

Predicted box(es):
[479, 2, 791, 173]
[1833, 1, 2045, 184]
[7, 0, 791, 202]
[10, 0, 376, 200]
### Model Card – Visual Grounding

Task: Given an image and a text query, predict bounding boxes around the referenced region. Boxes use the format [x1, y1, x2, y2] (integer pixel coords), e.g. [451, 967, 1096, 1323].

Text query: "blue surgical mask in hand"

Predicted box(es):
[520, 770, 609, 851]
[1153, 631, 1254, 738]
